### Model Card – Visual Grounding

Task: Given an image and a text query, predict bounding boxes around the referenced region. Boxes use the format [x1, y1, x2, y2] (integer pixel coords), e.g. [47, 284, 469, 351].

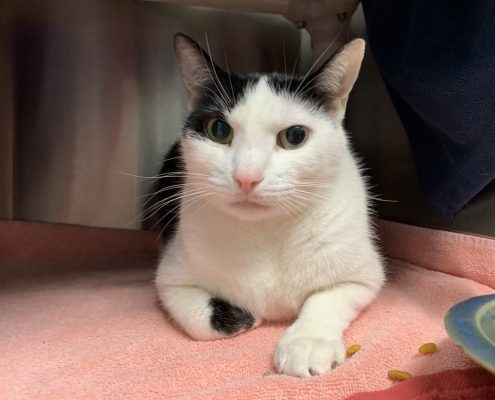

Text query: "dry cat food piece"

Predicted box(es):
[418, 342, 437, 354]
[346, 344, 361, 357]
[387, 370, 412, 381]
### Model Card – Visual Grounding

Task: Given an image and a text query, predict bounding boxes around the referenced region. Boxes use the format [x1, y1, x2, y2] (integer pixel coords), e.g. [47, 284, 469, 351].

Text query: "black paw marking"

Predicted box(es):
[209, 298, 254, 335]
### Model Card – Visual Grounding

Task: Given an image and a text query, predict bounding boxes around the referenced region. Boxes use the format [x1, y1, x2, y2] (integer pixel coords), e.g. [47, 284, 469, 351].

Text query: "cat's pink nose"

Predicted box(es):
[234, 172, 262, 194]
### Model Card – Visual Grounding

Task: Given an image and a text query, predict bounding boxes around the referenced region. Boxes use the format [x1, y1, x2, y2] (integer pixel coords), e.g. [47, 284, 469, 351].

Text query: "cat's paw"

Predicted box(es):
[274, 331, 345, 378]
[182, 297, 258, 341]
[209, 297, 257, 335]
[160, 285, 260, 341]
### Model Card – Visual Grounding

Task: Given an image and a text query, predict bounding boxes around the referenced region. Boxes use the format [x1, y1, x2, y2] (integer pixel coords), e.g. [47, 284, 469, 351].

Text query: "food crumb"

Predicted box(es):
[387, 369, 412, 381]
[418, 342, 437, 355]
[346, 344, 361, 357]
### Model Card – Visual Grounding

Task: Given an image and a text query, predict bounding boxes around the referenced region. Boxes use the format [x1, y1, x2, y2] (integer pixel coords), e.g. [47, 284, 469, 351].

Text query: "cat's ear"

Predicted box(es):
[173, 32, 224, 110]
[314, 39, 365, 123]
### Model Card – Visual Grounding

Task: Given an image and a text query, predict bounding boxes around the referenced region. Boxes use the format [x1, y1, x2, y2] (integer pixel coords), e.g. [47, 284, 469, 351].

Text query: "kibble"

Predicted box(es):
[387, 369, 412, 381]
[418, 342, 437, 355]
[346, 344, 361, 357]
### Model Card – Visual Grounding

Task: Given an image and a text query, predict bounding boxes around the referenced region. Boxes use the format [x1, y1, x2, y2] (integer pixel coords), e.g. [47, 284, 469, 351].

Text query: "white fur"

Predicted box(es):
[155, 76, 384, 377]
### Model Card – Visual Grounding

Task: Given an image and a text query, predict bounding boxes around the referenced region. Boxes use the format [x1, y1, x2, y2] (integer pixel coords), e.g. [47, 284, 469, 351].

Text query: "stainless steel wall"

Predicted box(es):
[2, 1, 494, 237]
[0, 0, 304, 229]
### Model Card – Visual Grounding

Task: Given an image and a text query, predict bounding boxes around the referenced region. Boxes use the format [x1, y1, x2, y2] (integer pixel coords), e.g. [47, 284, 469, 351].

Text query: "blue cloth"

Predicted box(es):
[361, 0, 495, 217]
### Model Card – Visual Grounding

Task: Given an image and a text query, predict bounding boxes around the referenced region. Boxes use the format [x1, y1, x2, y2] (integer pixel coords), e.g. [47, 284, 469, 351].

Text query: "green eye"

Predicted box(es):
[277, 125, 309, 149]
[204, 118, 234, 144]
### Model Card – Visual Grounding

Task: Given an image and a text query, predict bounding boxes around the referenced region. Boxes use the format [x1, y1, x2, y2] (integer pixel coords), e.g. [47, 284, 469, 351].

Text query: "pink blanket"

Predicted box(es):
[348, 367, 495, 399]
[1, 220, 494, 399]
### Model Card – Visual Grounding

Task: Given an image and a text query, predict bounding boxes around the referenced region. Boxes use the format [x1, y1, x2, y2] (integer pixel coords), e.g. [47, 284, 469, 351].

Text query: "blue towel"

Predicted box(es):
[361, 0, 495, 217]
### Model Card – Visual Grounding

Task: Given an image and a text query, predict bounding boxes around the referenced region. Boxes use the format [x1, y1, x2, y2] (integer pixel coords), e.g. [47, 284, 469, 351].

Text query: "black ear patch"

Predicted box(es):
[209, 298, 255, 335]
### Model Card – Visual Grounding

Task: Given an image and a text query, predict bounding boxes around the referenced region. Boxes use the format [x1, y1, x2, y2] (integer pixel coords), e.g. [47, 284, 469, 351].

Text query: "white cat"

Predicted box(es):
[154, 33, 385, 378]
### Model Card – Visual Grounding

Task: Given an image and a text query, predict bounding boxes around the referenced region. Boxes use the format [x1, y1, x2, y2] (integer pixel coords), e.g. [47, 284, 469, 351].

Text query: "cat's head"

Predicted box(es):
[174, 33, 365, 221]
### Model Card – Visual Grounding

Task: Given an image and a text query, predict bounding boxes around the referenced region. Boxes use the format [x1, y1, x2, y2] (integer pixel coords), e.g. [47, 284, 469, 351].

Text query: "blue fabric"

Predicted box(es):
[361, 0, 495, 217]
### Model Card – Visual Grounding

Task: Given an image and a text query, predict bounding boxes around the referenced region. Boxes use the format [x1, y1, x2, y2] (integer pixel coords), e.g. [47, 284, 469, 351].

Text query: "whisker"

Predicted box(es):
[142, 178, 208, 195]
[286, 196, 309, 223]
[140, 183, 186, 201]
[143, 186, 209, 214]
[282, 40, 287, 76]
[368, 196, 398, 203]
[114, 171, 208, 180]
[114, 171, 165, 180]
[139, 176, 208, 207]
[151, 190, 211, 231]
[294, 188, 330, 202]
[223, 50, 235, 101]
[283, 197, 303, 220]
[155, 155, 183, 164]
[152, 191, 211, 235]
[156, 172, 209, 178]
[139, 183, 186, 199]
[291, 194, 322, 210]
[204, 32, 232, 105]
[277, 199, 294, 218]
[292, 29, 344, 100]
[294, 74, 321, 99]
[286, 48, 301, 92]
[298, 181, 397, 203]
[151, 199, 189, 247]
[183, 78, 230, 110]
[133, 187, 210, 225]
[297, 182, 333, 188]
[197, 48, 230, 111]
[153, 192, 213, 247]
[141, 181, 210, 208]
[179, 194, 214, 229]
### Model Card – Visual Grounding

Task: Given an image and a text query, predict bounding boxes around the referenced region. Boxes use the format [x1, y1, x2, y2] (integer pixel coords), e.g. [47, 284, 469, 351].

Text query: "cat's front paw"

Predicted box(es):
[274, 331, 345, 378]
[158, 284, 260, 341]
[209, 297, 257, 335]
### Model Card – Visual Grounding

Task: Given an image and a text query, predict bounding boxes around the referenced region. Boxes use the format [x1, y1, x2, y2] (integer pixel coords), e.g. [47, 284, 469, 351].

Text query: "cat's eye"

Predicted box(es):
[204, 118, 234, 144]
[277, 125, 309, 149]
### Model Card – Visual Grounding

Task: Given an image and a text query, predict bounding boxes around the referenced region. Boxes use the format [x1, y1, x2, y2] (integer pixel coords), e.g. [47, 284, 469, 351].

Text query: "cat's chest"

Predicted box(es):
[198, 251, 300, 321]
[185, 218, 341, 320]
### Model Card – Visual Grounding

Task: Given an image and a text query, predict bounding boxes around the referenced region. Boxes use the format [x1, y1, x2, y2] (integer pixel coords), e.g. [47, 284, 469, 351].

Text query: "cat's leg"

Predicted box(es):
[158, 285, 258, 341]
[274, 282, 379, 377]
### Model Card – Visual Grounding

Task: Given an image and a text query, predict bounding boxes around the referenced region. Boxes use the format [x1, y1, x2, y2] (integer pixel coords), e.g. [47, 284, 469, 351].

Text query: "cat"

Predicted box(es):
[154, 32, 385, 378]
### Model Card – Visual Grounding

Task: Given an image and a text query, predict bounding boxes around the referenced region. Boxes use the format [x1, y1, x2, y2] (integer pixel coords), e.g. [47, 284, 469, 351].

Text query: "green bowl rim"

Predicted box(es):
[445, 294, 495, 374]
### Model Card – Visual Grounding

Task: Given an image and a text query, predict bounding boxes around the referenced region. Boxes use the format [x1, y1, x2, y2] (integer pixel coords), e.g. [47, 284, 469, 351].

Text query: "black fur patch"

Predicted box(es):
[266, 73, 328, 110]
[183, 73, 257, 138]
[183, 71, 329, 139]
[209, 297, 255, 335]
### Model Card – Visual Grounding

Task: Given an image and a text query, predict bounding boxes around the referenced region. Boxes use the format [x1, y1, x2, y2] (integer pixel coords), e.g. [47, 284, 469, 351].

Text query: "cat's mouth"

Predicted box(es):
[230, 199, 269, 210]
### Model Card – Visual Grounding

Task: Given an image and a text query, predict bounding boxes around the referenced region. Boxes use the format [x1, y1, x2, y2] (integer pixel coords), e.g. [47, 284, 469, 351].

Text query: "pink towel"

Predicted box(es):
[347, 367, 495, 400]
[377, 220, 495, 288]
[1, 220, 494, 399]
